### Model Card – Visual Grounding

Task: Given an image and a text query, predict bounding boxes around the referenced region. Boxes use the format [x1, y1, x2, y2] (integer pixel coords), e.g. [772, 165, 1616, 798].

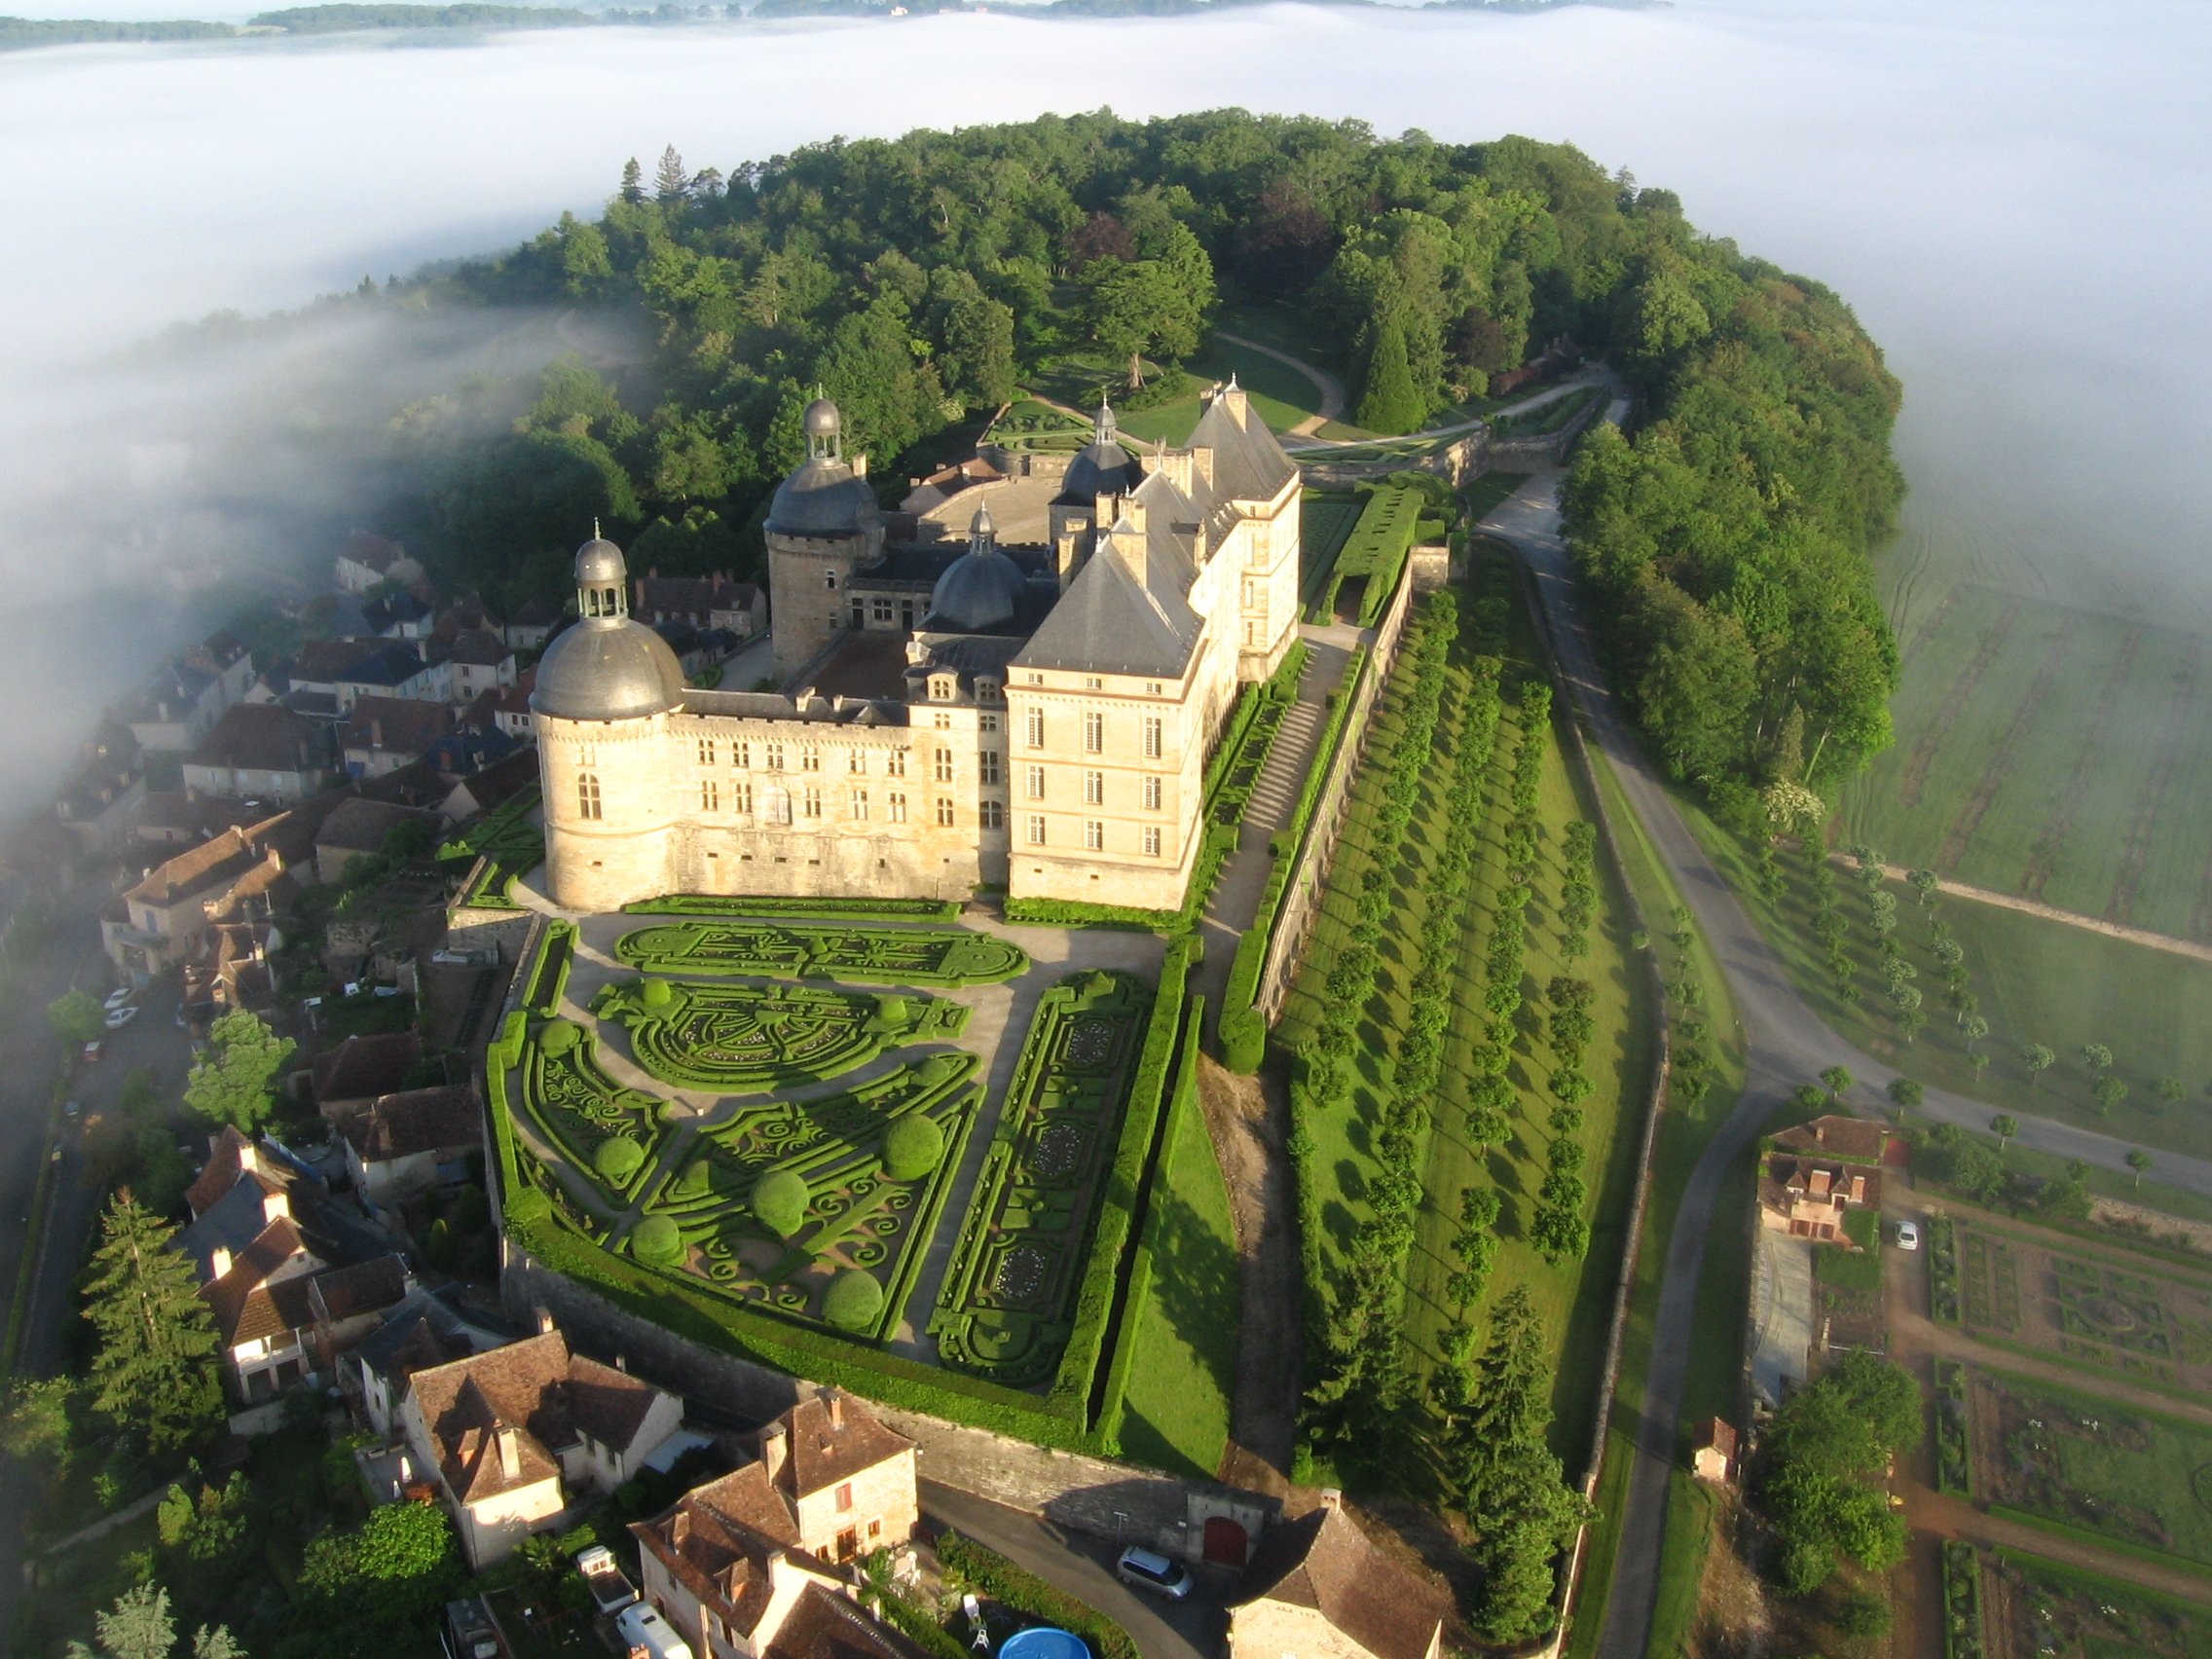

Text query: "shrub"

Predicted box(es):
[538, 1019, 580, 1055]
[631, 1215, 684, 1267]
[883, 1115, 946, 1180]
[673, 1157, 711, 1197]
[641, 977, 674, 1009]
[824, 1270, 884, 1332]
[753, 1168, 810, 1237]
[594, 1135, 645, 1185]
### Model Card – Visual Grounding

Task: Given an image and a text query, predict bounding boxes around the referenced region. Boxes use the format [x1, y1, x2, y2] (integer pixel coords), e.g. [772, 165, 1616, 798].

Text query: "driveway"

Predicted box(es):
[922, 1483, 1223, 1659]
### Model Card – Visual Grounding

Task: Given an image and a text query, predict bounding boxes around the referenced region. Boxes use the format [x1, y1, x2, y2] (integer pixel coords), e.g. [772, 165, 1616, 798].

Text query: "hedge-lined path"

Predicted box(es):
[1900, 1480, 2212, 1606]
[1193, 633, 1353, 1043]
[1200, 1057, 1300, 1493]
[501, 872, 1168, 1357]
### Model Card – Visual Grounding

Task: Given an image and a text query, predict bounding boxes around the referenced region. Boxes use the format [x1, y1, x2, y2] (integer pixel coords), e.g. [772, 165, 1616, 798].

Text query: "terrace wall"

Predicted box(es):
[1299, 387, 1605, 488]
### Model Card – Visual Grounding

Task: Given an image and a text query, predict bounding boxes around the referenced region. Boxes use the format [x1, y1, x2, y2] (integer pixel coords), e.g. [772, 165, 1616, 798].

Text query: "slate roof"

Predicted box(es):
[185, 1125, 290, 1220]
[350, 1292, 477, 1388]
[185, 705, 326, 776]
[439, 627, 514, 669]
[312, 1030, 424, 1107]
[1189, 387, 1299, 504]
[343, 696, 456, 759]
[1235, 1505, 1449, 1659]
[289, 638, 384, 686]
[340, 643, 431, 690]
[343, 531, 410, 575]
[1011, 534, 1199, 679]
[309, 1254, 411, 1323]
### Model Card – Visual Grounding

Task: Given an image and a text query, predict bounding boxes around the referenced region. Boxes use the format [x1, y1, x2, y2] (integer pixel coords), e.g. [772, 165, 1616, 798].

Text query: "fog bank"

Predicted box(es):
[0, 0, 2205, 796]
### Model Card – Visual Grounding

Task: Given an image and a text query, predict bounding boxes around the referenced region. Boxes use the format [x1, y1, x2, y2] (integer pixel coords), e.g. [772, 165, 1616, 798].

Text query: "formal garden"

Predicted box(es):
[613, 919, 1027, 985]
[1969, 1368, 2212, 1570]
[439, 785, 543, 909]
[1985, 1548, 2212, 1659]
[487, 912, 1204, 1455]
[1936, 1219, 2212, 1393]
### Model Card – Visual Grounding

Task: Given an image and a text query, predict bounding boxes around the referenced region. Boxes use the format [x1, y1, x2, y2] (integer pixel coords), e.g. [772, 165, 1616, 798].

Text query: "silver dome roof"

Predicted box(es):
[802, 397, 840, 438]
[767, 457, 880, 538]
[531, 618, 687, 721]
[928, 508, 1028, 632]
[575, 536, 625, 585]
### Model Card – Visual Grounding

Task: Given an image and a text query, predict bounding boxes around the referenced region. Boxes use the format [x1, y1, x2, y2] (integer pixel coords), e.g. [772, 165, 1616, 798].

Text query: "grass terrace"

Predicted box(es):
[440, 786, 543, 909]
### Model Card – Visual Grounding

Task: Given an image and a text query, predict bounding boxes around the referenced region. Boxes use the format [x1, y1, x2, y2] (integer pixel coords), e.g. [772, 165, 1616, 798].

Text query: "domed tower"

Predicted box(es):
[531, 535, 685, 910]
[1049, 400, 1145, 590]
[765, 397, 885, 683]
[923, 503, 1029, 633]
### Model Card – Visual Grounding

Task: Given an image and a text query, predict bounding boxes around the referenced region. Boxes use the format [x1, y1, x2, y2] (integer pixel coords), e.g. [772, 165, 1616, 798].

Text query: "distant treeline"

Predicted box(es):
[247, 3, 592, 29]
[0, 15, 236, 47]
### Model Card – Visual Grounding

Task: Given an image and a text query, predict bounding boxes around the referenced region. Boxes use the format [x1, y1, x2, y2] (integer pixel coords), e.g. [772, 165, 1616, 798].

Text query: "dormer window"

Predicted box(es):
[977, 678, 1001, 705]
[931, 675, 956, 702]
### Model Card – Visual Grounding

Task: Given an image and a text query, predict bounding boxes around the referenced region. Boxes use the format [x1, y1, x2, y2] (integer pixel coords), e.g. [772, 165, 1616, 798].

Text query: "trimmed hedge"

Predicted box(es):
[937, 1533, 1138, 1659]
[884, 1114, 946, 1180]
[1097, 994, 1204, 1454]
[623, 894, 962, 921]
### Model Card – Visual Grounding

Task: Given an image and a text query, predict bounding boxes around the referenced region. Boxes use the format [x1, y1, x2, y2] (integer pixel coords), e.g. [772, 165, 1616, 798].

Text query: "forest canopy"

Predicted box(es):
[345, 108, 1899, 793]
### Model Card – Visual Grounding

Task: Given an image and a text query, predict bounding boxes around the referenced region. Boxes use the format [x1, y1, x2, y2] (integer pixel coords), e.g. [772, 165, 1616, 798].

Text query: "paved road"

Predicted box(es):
[1470, 468, 2212, 1658]
[921, 1483, 1223, 1659]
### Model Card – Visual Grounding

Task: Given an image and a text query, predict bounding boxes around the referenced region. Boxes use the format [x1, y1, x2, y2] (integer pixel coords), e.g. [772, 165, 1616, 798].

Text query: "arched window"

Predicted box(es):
[577, 772, 602, 821]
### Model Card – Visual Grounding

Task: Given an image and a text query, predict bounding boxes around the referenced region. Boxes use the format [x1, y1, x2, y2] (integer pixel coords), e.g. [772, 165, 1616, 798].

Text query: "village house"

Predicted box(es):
[55, 720, 146, 853]
[502, 598, 561, 652]
[397, 1328, 686, 1567]
[101, 813, 293, 977]
[1228, 1494, 1450, 1659]
[179, 919, 281, 1031]
[1769, 1114, 1905, 1167]
[436, 628, 520, 700]
[313, 796, 441, 884]
[336, 642, 450, 712]
[310, 1028, 425, 1120]
[342, 696, 459, 780]
[1692, 1418, 1737, 1483]
[633, 571, 767, 641]
[366, 587, 434, 640]
[121, 630, 256, 754]
[439, 746, 538, 828]
[181, 704, 332, 804]
[487, 671, 537, 741]
[343, 1290, 506, 1439]
[1759, 1156, 1882, 1244]
[337, 1084, 481, 1210]
[335, 531, 424, 596]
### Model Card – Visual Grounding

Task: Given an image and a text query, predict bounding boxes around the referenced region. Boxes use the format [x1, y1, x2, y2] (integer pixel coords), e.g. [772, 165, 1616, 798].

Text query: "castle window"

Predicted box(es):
[1241, 578, 1257, 608]
[888, 793, 907, 824]
[736, 740, 749, 768]
[852, 789, 868, 820]
[1025, 709, 1045, 750]
[1027, 815, 1046, 846]
[697, 738, 716, 766]
[1143, 775, 1161, 812]
[1144, 826, 1161, 858]
[979, 752, 1001, 786]
[873, 598, 894, 624]
[764, 785, 792, 825]
[1146, 682, 1162, 697]
[577, 773, 602, 821]
[849, 748, 866, 774]
[934, 749, 954, 783]
[980, 800, 1003, 830]
[824, 571, 838, 590]
[699, 780, 719, 812]
[577, 742, 598, 765]
[1143, 718, 1162, 759]
[934, 713, 952, 730]
[935, 796, 955, 827]
[977, 679, 1001, 705]
[1084, 676, 1102, 691]
[932, 676, 955, 701]
[802, 745, 821, 772]
[1243, 620, 1258, 646]
[803, 786, 822, 819]
[1025, 765, 1045, 800]
[1085, 820, 1103, 852]
[765, 742, 785, 771]
[980, 714, 999, 734]
[887, 750, 906, 778]
[1084, 771, 1103, 806]
[735, 781, 753, 814]
[851, 601, 865, 630]
[1084, 712, 1103, 754]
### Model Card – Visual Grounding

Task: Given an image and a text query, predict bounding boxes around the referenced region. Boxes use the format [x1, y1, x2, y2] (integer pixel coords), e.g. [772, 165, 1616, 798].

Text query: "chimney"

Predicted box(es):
[760, 1421, 789, 1483]
[1190, 446, 1214, 494]
[1112, 522, 1146, 588]
[827, 1390, 844, 1431]
[535, 1306, 555, 1336]
[615, 1353, 627, 1373]
[262, 1188, 290, 1227]
[496, 1424, 521, 1480]
[1814, 1123, 1826, 1144]
[1318, 1488, 1343, 1512]
[1849, 1174, 1866, 1205]
[209, 1245, 233, 1278]
[370, 719, 384, 751]
[852, 453, 868, 479]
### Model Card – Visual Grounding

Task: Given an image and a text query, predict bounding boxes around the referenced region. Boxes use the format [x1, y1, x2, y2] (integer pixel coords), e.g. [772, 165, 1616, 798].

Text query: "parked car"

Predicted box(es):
[1115, 1547, 1194, 1600]
[104, 1005, 140, 1031]
[102, 986, 134, 1012]
[1896, 1221, 1921, 1251]
[81, 1041, 102, 1064]
[62, 1100, 81, 1120]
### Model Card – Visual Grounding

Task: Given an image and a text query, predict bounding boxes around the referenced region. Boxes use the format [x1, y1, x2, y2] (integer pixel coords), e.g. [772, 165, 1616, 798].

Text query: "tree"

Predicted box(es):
[1990, 1114, 2018, 1154]
[2151, 1075, 2185, 1110]
[1907, 867, 1939, 905]
[301, 1498, 458, 1626]
[2022, 1044, 2055, 1088]
[68, 1584, 175, 1659]
[82, 1193, 220, 1452]
[1820, 1065, 1854, 1101]
[183, 1010, 295, 1133]
[2126, 1148, 2153, 1189]
[1354, 319, 1424, 434]
[1888, 1077, 1923, 1110]
[1792, 1084, 1826, 1113]
[48, 989, 105, 1047]
[654, 144, 687, 203]
[1963, 1014, 1989, 1051]
[2093, 1075, 2129, 1117]
[2080, 1043, 2115, 1078]
[618, 157, 644, 203]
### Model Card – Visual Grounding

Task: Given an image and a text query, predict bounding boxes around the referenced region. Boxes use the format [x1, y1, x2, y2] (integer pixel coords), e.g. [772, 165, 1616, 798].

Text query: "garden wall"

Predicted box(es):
[1253, 563, 1419, 1023]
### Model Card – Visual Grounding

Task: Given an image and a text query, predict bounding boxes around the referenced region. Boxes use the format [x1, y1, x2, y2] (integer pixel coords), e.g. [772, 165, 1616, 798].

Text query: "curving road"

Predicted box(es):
[1471, 467, 2212, 1659]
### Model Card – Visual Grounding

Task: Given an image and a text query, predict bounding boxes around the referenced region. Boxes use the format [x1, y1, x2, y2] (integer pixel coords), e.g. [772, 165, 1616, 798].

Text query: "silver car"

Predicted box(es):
[1115, 1547, 1193, 1600]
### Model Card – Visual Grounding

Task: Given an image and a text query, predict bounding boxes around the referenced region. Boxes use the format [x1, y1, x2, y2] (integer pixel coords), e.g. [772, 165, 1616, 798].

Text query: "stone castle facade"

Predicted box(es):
[532, 387, 1301, 912]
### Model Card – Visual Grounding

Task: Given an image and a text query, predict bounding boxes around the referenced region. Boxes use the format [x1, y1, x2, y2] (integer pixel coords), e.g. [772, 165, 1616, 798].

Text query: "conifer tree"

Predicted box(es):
[654, 145, 687, 203]
[618, 157, 645, 204]
[82, 1194, 220, 1453]
[1354, 318, 1423, 434]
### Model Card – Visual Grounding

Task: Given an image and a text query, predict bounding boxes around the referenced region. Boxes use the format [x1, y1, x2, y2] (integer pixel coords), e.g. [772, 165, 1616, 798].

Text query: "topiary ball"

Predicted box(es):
[641, 977, 674, 1010]
[883, 1115, 946, 1181]
[823, 1269, 884, 1332]
[594, 1135, 645, 1185]
[752, 1168, 810, 1238]
[674, 1157, 712, 1197]
[631, 1214, 684, 1268]
[538, 1019, 580, 1055]
[875, 995, 911, 1026]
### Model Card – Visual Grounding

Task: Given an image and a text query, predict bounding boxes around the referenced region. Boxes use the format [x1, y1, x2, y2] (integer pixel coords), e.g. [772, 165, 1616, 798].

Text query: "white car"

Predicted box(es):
[1896, 1221, 1921, 1251]
[101, 986, 134, 1012]
[103, 1005, 140, 1031]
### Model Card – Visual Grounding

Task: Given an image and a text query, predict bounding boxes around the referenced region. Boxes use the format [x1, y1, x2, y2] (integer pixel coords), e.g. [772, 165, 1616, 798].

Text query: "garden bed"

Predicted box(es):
[441, 786, 543, 908]
[614, 920, 1026, 986]
[594, 977, 967, 1091]
[1990, 1546, 2212, 1658]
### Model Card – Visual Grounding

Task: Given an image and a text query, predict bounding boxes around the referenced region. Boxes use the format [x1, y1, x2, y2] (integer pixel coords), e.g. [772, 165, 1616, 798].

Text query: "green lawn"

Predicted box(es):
[1977, 1368, 2212, 1568]
[1460, 469, 1531, 524]
[1116, 1088, 1240, 1479]
[1279, 543, 1660, 1480]
[1643, 1474, 1715, 1658]
[1300, 491, 1365, 610]
[1842, 581, 2212, 942]
[1679, 801, 2212, 1160]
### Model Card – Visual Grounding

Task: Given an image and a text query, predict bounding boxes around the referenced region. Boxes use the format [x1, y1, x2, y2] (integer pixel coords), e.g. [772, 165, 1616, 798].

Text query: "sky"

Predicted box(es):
[0, 0, 2207, 795]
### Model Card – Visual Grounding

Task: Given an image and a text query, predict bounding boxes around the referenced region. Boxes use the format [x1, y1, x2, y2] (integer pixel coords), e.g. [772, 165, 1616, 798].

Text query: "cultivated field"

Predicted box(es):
[1843, 580, 2212, 943]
